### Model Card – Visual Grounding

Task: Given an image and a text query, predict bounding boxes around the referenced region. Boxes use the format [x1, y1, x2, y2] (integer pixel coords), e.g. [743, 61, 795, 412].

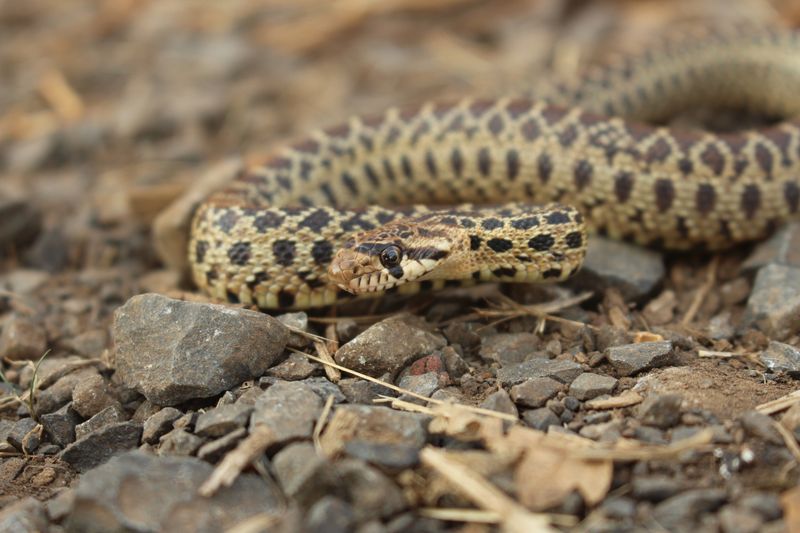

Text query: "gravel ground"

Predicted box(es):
[1, 1, 800, 532]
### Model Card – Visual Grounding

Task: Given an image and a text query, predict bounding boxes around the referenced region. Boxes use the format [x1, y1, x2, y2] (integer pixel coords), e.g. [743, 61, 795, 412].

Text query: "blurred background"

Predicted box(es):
[0, 0, 799, 277]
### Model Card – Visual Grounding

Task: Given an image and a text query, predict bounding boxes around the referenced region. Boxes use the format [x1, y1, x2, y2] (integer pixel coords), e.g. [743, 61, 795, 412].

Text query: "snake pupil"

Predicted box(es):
[380, 246, 402, 268]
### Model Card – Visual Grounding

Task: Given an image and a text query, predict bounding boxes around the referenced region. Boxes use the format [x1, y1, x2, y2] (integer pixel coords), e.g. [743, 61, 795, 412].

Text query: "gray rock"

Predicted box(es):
[510, 377, 563, 408]
[0, 269, 48, 295]
[708, 311, 736, 340]
[196, 428, 247, 462]
[743, 221, 800, 270]
[0, 199, 41, 248]
[602, 496, 636, 519]
[397, 372, 440, 399]
[344, 440, 420, 470]
[40, 403, 81, 447]
[158, 428, 205, 456]
[25, 227, 70, 272]
[0, 314, 47, 361]
[65, 451, 282, 532]
[59, 422, 142, 473]
[496, 358, 583, 386]
[266, 352, 317, 380]
[35, 367, 100, 415]
[273, 442, 328, 499]
[7, 131, 63, 173]
[671, 426, 702, 442]
[739, 411, 782, 445]
[334, 315, 446, 377]
[634, 425, 668, 444]
[759, 341, 800, 377]
[569, 237, 664, 301]
[522, 408, 561, 430]
[638, 394, 683, 429]
[739, 492, 782, 521]
[743, 264, 800, 339]
[718, 504, 764, 533]
[274, 443, 406, 521]
[142, 407, 182, 444]
[302, 377, 346, 404]
[7, 417, 39, 452]
[322, 405, 428, 451]
[479, 389, 518, 417]
[631, 476, 682, 502]
[72, 373, 122, 419]
[338, 378, 395, 405]
[195, 404, 253, 438]
[0, 497, 49, 533]
[479, 333, 542, 365]
[0, 419, 14, 445]
[568, 372, 618, 401]
[250, 381, 322, 443]
[306, 496, 356, 533]
[653, 489, 727, 529]
[62, 328, 109, 358]
[46, 488, 76, 522]
[75, 405, 126, 440]
[441, 346, 469, 378]
[442, 322, 481, 349]
[606, 341, 674, 377]
[329, 459, 407, 522]
[113, 293, 289, 406]
[276, 311, 311, 348]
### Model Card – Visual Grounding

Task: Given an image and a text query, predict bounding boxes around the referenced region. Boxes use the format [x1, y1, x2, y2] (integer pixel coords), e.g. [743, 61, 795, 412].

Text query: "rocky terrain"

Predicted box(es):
[1, 1, 800, 532]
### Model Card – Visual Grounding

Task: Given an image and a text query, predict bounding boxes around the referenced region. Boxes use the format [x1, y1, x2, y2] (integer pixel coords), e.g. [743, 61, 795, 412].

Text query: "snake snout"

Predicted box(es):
[327, 249, 374, 292]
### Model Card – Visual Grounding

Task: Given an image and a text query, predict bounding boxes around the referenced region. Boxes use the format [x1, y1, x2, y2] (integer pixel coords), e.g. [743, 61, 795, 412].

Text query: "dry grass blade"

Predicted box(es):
[418, 508, 500, 524]
[225, 512, 283, 533]
[420, 447, 558, 533]
[697, 350, 759, 362]
[568, 428, 714, 461]
[467, 292, 596, 332]
[313, 394, 335, 455]
[584, 389, 643, 410]
[757, 390, 800, 415]
[294, 349, 518, 422]
[682, 255, 719, 325]
[199, 425, 275, 497]
[772, 420, 800, 464]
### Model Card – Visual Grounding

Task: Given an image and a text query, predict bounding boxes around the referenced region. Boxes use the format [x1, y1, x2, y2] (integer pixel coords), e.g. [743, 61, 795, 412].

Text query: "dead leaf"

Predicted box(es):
[514, 444, 612, 510]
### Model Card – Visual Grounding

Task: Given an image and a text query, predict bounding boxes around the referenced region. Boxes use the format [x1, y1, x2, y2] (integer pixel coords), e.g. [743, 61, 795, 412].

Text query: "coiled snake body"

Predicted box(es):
[190, 27, 800, 310]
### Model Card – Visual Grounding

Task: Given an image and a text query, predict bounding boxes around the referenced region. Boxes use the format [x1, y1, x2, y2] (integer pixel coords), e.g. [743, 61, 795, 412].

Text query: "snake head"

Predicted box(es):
[327, 223, 453, 294]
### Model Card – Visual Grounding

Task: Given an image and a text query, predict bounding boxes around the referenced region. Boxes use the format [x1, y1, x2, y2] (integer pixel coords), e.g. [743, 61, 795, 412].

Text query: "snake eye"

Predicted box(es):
[379, 245, 402, 268]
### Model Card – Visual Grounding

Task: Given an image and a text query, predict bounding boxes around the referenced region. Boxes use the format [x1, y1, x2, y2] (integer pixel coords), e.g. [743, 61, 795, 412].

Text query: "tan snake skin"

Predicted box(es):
[190, 26, 800, 310]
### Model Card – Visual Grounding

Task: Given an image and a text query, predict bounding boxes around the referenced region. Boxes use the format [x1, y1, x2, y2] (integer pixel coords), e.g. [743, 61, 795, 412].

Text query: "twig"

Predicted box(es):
[293, 349, 518, 422]
[199, 425, 275, 496]
[313, 395, 335, 456]
[773, 421, 800, 464]
[756, 390, 800, 415]
[464, 292, 597, 332]
[568, 429, 714, 461]
[682, 255, 719, 325]
[420, 447, 558, 533]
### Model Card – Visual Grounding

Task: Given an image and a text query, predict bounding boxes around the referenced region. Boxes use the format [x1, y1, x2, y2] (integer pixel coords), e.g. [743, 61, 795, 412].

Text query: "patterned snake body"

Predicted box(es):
[190, 27, 800, 310]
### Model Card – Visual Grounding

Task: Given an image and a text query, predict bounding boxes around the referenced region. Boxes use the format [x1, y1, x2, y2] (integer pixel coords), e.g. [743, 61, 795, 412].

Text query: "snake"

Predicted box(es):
[189, 26, 800, 310]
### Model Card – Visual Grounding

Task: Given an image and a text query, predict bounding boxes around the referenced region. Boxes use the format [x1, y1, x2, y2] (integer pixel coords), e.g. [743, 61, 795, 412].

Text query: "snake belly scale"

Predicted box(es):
[190, 26, 800, 310]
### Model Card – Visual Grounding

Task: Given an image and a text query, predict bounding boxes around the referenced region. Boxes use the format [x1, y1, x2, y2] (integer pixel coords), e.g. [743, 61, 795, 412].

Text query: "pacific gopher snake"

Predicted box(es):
[189, 26, 800, 310]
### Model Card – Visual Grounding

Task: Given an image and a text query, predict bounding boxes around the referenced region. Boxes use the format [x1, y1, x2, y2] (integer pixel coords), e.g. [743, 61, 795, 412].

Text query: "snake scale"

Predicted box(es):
[190, 26, 800, 310]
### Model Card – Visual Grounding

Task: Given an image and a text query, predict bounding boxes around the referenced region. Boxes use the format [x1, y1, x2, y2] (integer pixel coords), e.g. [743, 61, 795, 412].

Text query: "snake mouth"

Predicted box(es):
[328, 249, 439, 294]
